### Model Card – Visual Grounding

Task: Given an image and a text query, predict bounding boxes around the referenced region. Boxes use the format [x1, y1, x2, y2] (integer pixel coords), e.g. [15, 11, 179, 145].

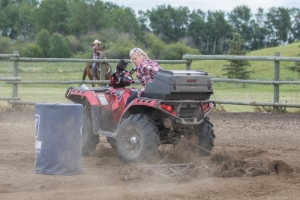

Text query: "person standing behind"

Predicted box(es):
[126, 47, 162, 106]
[91, 39, 102, 80]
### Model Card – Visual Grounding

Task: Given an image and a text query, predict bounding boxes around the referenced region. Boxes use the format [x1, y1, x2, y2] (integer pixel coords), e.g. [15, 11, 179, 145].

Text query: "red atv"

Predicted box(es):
[65, 59, 216, 162]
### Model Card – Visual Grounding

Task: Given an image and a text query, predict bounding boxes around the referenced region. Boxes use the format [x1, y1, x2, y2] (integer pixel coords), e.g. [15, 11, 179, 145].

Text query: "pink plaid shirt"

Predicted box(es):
[93, 46, 100, 59]
[136, 60, 162, 97]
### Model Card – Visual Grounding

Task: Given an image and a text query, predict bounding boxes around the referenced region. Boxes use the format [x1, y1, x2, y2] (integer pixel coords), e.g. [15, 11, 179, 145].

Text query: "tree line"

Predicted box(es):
[0, 0, 299, 59]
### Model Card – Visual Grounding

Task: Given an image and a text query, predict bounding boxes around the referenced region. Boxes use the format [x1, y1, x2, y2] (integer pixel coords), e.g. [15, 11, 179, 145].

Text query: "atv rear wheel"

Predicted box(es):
[82, 102, 99, 155]
[116, 114, 160, 163]
[198, 117, 215, 156]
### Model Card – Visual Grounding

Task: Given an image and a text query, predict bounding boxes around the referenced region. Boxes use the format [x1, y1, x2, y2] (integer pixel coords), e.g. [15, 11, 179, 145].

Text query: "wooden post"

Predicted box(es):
[100, 62, 105, 81]
[185, 59, 192, 70]
[12, 51, 19, 108]
[273, 52, 280, 113]
[100, 52, 106, 85]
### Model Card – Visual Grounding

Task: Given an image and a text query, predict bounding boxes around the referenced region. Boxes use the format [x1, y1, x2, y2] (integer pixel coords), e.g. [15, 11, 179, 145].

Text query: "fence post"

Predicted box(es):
[100, 62, 105, 81]
[273, 52, 280, 113]
[12, 51, 19, 108]
[186, 59, 192, 70]
[99, 52, 106, 85]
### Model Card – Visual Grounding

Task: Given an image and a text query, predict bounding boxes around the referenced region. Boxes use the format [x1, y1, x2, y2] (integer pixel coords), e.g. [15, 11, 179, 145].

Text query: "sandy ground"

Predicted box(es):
[0, 110, 300, 200]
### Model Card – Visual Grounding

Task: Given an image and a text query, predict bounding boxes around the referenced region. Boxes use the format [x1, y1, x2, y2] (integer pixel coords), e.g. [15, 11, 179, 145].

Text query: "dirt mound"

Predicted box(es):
[268, 160, 294, 175]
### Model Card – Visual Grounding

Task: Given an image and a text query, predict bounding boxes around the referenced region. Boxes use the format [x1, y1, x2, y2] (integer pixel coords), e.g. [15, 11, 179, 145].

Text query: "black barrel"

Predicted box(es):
[34, 103, 83, 175]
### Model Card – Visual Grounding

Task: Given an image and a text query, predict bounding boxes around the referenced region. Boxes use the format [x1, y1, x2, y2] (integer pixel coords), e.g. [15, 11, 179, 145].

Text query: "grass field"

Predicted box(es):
[1, 42, 300, 112]
[248, 41, 300, 57]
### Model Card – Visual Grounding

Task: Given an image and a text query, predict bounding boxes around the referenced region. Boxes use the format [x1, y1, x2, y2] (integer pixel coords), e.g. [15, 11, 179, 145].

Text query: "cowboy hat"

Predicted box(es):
[92, 39, 101, 44]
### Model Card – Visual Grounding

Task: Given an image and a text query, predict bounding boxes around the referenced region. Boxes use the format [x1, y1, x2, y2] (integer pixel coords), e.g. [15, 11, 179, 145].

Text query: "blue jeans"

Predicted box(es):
[126, 90, 145, 107]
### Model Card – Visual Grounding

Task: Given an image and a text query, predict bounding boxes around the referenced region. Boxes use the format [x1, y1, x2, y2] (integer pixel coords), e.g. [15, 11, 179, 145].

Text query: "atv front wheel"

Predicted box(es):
[198, 117, 215, 156]
[116, 114, 160, 162]
[82, 102, 99, 155]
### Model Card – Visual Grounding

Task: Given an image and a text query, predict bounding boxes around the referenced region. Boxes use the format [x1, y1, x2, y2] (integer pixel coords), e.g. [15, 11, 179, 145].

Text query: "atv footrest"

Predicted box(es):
[97, 129, 117, 138]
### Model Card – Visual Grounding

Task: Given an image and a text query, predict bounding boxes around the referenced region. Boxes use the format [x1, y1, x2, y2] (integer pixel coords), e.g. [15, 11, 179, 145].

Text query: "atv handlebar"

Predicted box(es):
[129, 68, 137, 75]
[110, 68, 136, 88]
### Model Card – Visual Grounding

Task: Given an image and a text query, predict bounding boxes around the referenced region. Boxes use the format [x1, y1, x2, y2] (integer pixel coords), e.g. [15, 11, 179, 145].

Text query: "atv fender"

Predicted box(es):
[119, 98, 159, 124]
[66, 88, 103, 135]
[65, 87, 101, 106]
[91, 105, 103, 135]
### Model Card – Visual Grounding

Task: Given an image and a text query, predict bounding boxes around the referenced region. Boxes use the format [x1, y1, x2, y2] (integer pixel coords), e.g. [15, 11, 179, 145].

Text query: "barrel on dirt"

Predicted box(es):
[34, 103, 83, 175]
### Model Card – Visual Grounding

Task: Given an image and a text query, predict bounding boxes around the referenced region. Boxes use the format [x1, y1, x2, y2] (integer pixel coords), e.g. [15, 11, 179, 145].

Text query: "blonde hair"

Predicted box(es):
[129, 47, 149, 60]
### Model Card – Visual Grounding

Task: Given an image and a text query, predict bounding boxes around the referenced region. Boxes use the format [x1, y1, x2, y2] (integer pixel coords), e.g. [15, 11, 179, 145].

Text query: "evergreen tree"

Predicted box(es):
[288, 47, 300, 78]
[222, 32, 253, 86]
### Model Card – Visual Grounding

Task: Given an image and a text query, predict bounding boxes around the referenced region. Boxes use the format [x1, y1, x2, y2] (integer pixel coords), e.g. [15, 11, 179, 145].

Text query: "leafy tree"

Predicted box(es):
[33, 0, 69, 35]
[49, 33, 70, 58]
[110, 7, 142, 40]
[66, 35, 83, 56]
[66, 0, 89, 37]
[65, 0, 109, 36]
[0, 36, 10, 53]
[212, 10, 232, 54]
[222, 32, 253, 84]
[87, 0, 109, 33]
[104, 1, 119, 13]
[160, 42, 200, 60]
[22, 43, 43, 57]
[204, 10, 232, 55]
[0, 36, 23, 54]
[251, 8, 269, 50]
[144, 33, 166, 59]
[16, 0, 37, 40]
[139, 33, 200, 60]
[187, 9, 206, 49]
[0, 1, 19, 39]
[228, 5, 253, 50]
[204, 11, 217, 54]
[36, 29, 50, 57]
[169, 6, 189, 41]
[137, 10, 150, 33]
[289, 8, 300, 42]
[0, 0, 38, 39]
[265, 7, 291, 45]
[107, 39, 135, 59]
[147, 4, 189, 43]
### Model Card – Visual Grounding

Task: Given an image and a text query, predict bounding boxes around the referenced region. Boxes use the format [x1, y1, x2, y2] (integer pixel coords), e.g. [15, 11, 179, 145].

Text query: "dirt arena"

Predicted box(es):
[1, 110, 299, 200]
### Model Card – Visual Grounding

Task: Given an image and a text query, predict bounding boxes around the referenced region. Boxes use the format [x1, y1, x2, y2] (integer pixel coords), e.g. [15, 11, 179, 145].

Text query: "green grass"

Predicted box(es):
[163, 59, 299, 81]
[248, 41, 300, 57]
[170, 42, 300, 81]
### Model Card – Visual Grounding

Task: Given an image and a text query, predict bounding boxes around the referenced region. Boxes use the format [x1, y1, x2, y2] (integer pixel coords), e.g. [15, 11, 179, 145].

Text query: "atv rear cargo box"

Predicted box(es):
[144, 70, 213, 100]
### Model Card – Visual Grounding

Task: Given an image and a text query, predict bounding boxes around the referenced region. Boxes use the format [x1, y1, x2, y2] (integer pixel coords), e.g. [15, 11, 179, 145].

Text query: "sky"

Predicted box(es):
[105, 0, 300, 13]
